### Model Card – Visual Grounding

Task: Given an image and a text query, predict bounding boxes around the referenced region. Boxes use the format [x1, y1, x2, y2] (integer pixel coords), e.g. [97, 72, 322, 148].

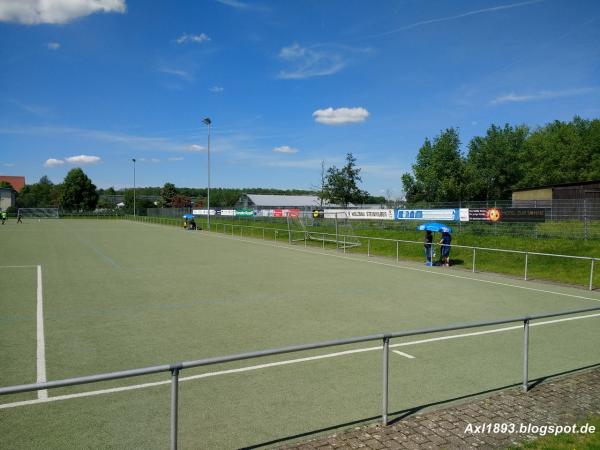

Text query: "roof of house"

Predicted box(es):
[512, 179, 600, 192]
[244, 194, 328, 208]
[0, 175, 26, 192]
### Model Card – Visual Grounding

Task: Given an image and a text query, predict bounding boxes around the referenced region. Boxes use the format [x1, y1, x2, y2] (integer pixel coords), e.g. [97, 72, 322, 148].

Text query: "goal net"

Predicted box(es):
[18, 208, 60, 218]
[287, 211, 361, 249]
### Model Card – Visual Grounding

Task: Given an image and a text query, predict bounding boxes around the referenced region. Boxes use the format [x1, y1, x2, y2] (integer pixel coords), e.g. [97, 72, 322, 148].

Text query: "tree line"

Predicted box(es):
[402, 116, 600, 203]
[6, 167, 384, 213]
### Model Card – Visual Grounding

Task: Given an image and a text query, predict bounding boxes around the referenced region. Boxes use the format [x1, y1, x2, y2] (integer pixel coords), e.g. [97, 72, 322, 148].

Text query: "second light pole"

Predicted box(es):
[132, 158, 136, 217]
[202, 117, 211, 231]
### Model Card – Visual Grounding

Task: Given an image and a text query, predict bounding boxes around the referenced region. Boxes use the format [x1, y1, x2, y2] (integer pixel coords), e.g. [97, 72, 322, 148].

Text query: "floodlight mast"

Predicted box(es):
[202, 117, 211, 231]
[132, 158, 136, 217]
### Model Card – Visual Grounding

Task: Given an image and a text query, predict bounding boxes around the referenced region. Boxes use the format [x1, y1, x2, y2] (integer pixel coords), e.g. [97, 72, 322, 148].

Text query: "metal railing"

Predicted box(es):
[203, 221, 599, 291]
[1, 306, 599, 449]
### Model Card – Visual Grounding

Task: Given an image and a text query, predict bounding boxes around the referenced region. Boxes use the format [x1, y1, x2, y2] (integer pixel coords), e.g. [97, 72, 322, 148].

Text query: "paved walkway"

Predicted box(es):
[278, 367, 600, 449]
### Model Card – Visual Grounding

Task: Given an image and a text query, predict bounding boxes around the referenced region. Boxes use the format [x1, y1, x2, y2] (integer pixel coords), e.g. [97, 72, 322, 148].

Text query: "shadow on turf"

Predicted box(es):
[241, 363, 599, 449]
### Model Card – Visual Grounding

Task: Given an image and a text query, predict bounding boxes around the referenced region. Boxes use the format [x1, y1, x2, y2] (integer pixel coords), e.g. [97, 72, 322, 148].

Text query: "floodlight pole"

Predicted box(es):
[132, 158, 136, 217]
[203, 117, 212, 231]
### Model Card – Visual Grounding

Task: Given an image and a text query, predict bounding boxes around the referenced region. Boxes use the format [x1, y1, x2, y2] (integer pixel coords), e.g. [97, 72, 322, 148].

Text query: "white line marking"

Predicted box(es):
[201, 231, 600, 304]
[36, 265, 47, 400]
[392, 350, 415, 359]
[1, 311, 598, 410]
[0, 265, 38, 269]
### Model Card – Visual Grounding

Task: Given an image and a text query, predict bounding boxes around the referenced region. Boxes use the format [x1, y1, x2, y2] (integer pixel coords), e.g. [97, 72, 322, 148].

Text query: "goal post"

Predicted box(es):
[18, 208, 60, 218]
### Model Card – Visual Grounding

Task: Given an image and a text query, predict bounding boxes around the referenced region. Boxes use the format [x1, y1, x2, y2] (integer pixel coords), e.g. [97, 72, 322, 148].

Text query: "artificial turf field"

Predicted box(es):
[0, 219, 599, 449]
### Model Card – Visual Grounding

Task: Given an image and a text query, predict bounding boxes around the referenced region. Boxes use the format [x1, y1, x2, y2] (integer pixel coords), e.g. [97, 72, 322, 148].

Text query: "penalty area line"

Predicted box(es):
[1, 311, 599, 410]
[37, 265, 47, 400]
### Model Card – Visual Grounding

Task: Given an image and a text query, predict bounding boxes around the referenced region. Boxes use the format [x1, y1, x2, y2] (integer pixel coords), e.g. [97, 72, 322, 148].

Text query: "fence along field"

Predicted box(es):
[1, 219, 599, 448]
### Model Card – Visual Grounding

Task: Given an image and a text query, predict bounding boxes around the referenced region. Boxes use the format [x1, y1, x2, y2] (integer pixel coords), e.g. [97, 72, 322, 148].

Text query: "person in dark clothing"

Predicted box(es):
[424, 230, 433, 266]
[188, 218, 197, 230]
[440, 232, 451, 266]
[17, 212, 23, 224]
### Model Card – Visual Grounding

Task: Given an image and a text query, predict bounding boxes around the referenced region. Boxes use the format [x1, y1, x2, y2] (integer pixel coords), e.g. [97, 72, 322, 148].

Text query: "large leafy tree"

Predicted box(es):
[159, 182, 178, 207]
[402, 128, 465, 203]
[17, 176, 61, 208]
[323, 153, 368, 207]
[464, 124, 528, 200]
[518, 116, 600, 187]
[60, 168, 99, 211]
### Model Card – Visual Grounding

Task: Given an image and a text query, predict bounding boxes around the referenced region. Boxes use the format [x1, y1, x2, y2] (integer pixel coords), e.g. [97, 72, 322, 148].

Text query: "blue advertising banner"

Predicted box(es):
[394, 208, 462, 221]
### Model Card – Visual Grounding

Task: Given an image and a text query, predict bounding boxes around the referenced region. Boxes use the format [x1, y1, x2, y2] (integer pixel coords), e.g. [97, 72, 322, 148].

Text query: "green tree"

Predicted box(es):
[519, 116, 600, 187]
[402, 128, 465, 203]
[322, 153, 368, 207]
[464, 124, 529, 200]
[16, 176, 60, 208]
[60, 168, 99, 211]
[159, 182, 178, 207]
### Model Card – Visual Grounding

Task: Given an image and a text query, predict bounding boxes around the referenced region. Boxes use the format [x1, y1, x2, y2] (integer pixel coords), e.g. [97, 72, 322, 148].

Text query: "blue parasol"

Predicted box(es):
[417, 222, 452, 233]
[182, 213, 194, 219]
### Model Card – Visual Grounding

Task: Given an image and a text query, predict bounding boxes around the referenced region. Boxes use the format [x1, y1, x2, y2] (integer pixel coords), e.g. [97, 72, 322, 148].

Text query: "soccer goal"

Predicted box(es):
[18, 208, 60, 218]
[287, 212, 361, 249]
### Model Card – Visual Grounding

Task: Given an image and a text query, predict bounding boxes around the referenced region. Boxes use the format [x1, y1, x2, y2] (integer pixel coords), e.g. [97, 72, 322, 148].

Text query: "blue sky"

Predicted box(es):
[1, 0, 599, 198]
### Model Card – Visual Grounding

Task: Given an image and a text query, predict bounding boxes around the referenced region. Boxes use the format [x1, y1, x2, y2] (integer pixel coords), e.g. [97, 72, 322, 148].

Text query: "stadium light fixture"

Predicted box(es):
[132, 158, 136, 217]
[202, 117, 211, 231]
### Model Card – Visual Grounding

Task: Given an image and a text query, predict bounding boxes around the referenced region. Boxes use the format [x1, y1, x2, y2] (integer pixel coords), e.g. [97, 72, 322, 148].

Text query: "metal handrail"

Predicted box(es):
[206, 221, 598, 290]
[2, 305, 600, 449]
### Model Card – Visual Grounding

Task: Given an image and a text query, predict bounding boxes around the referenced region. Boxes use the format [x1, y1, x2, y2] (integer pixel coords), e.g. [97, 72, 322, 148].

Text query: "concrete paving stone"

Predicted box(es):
[280, 368, 600, 450]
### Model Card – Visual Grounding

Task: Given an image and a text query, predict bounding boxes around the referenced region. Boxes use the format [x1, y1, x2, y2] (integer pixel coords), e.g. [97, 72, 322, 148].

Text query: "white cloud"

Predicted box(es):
[277, 43, 346, 79]
[3, 163, 16, 167]
[210, 86, 224, 93]
[44, 158, 65, 167]
[491, 87, 597, 105]
[272, 145, 298, 154]
[0, 0, 126, 25]
[313, 107, 370, 125]
[185, 144, 205, 152]
[65, 154, 101, 165]
[159, 67, 193, 81]
[176, 33, 210, 44]
[150, 158, 160, 163]
[168, 157, 184, 161]
[215, 0, 269, 12]
[46, 42, 60, 50]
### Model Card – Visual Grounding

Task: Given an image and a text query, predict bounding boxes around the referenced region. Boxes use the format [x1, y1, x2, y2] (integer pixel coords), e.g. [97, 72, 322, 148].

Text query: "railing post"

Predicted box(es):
[322, 233, 325, 249]
[396, 241, 399, 262]
[472, 248, 476, 273]
[170, 367, 180, 450]
[368, 239, 371, 257]
[275, 230, 278, 244]
[590, 259, 595, 291]
[523, 319, 529, 392]
[262, 227, 265, 240]
[524, 252, 529, 281]
[304, 231, 307, 247]
[382, 336, 390, 426]
[344, 235, 346, 253]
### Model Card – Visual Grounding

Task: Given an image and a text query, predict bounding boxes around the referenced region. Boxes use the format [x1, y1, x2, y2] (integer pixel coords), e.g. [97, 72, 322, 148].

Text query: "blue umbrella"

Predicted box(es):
[417, 222, 452, 233]
[182, 213, 194, 219]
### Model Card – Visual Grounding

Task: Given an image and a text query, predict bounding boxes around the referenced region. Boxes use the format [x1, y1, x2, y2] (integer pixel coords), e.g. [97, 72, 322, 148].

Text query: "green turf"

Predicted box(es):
[1, 219, 599, 449]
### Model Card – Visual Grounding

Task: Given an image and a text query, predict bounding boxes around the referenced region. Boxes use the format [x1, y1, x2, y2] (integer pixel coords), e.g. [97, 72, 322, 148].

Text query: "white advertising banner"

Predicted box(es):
[324, 209, 395, 220]
[192, 209, 215, 216]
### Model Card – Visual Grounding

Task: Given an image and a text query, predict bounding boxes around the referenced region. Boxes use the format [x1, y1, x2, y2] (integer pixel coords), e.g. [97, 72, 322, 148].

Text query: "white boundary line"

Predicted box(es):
[36, 265, 47, 399]
[1, 311, 598, 410]
[0, 265, 38, 269]
[392, 350, 415, 359]
[200, 231, 600, 304]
